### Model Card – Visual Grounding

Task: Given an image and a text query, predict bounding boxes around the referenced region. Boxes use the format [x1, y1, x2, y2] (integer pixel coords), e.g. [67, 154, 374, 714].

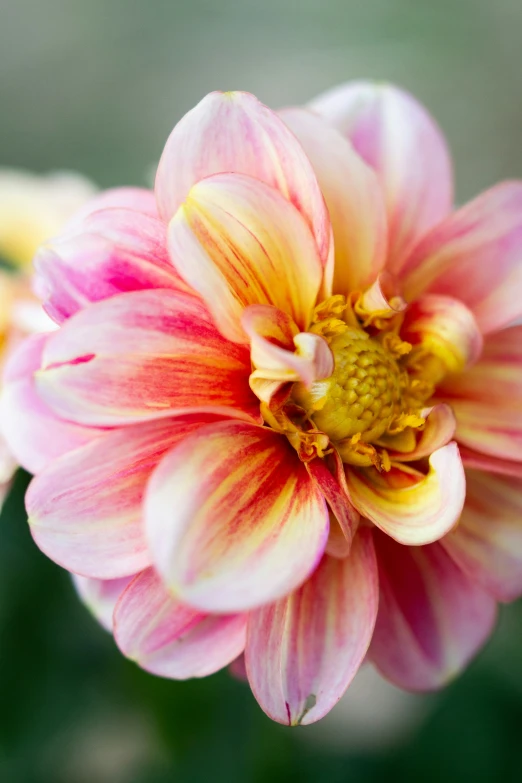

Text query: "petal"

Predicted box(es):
[442, 470, 522, 602]
[401, 182, 522, 334]
[36, 289, 259, 426]
[279, 108, 387, 293]
[438, 326, 522, 460]
[345, 443, 465, 545]
[245, 529, 378, 725]
[65, 187, 158, 229]
[72, 573, 135, 631]
[306, 455, 359, 549]
[155, 91, 330, 266]
[401, 294, 483, 373]
[35, 206, 186, 323]
[26, 417, 212, 579]
[114, 568, 247, 679]
[168, 174, 323, 343]
[0, 333, 102, 474]
[385, 404, 457, 463]
[370, 530, 497, 690]
[145, 420, 329, 613]
[310, 81, 453, 270]
[459, 446, 522, 478]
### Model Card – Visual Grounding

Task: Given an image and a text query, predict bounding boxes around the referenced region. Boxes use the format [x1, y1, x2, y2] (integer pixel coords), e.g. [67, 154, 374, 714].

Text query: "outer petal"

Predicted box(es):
[0, 333, 102, 474]
[401, 182, 522, 334]
[370, 530, 497, 690]
[26, 417, 212, 579]
[72, 573, 135, 631]
[114, 568, 247, 679]
[36, 289, 259, 426]
[65, 187, 158, 228]
[279, 108, 387, 293]
[168, 174, 323, 343]
[345, 443, 465, 545]
[459, 446, 522, 478]
[246, 530, 378, 725]
[35, 207, 186, 323]
[443, 470, 522, 602]
[155, 91, 330, 266]
[310, 81, 453, 270]
[145, 421, 329, 613]
[438, 326, 522, 460]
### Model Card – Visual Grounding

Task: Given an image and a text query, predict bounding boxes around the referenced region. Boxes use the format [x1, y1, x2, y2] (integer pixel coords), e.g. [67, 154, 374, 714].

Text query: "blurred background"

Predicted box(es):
[2, 1, 522, 781]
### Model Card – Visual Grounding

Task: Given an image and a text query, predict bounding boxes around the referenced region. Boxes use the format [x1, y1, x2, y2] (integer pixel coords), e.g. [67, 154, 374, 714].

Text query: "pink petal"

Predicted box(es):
[0, 333, 102, 474]
[245, 529, 378, 725]
[279, 107, 387, 293]
[345, 443, 465, 545]
[443, 470, 522, 602]
[401, 182, 522, 334]
[145, 420, 329, 613]
[459, 446, 522, 478]
[310, 81, 453, 271]
[114, 568, 247, 679]
[168, 173, 324, 344]
[370, 529, 497, 690]
[65, 187, 158, 229]
[155, 91, 330, 267]
[26, 417, 213, 579]
[306, 455, 359, 549]
[36, 289, 259, 426]
[72, 573, 135, 631]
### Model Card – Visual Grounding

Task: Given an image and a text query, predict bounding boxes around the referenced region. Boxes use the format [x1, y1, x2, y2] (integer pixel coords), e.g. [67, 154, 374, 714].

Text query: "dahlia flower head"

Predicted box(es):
[0, 169, 95, 504]
[4, 83, 522, 726]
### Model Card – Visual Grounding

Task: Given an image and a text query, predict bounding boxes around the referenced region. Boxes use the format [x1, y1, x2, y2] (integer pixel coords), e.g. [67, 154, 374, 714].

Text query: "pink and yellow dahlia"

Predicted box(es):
[4, 84, 522, 725]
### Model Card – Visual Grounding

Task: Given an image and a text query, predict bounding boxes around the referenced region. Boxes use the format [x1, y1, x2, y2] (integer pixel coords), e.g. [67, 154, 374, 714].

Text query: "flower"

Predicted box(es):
[0, 169, 96, 504]
[4, 84, 522, 725]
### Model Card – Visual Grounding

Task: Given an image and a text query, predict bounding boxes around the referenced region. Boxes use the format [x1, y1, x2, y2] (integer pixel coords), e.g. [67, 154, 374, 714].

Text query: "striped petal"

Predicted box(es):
[306, 455, 359, 550]
[36, 289, 259, 426]
[72, 573, 135, 631]
[155, 91, 330, 266]
[246, 529, 378, 725]
[439, 326, 522, 461]
[370, 530, 497, 690]
[0, 333, 101, 474]
[26, 417, 212, 579]
[279, 107, 387, 293]
[443, 470, 522, 602]
[401, 182, 522, 334]
[459, 446, 522, 478]
[345, 443, 465, 545]
[310, 81, 453, 271]
[145, 420, 329, 613]
[168, 174, 324, 344]
[114, 568, 247, 679]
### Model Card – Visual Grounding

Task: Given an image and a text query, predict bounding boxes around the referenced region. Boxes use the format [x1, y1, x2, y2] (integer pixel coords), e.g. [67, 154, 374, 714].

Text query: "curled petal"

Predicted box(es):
[156, 90, 330, 266]
[0, 333, 102, 474]
[145, 421, 329, 613]
[401, 294, 483, 373]
[168, 174, 323, 343]
[345, 443, 465, 545]
[443, 471, 522, 602]
[279, 107, 387, 293]
[385, 404, 456, 463]
[246, 530, 378, 725]
[36, 289, 259, 426]
[72, 573, 135, 631]
[356, 272, 406, 321]
[401, 182, 522, 334]
[370, 530, 497, 690]
[114, 568, 247, 679]
[310, 81, 453, 271]
[26, 417, 213, 579]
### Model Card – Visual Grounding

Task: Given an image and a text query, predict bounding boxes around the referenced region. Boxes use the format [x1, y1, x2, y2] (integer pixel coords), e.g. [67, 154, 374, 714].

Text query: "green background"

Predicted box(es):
[2, 1, 522, 781]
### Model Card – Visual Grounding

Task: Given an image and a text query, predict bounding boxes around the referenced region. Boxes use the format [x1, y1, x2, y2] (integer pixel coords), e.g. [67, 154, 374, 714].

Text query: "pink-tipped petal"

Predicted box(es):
[26, 417, 213, 579]
[443, 470, 522, 603]
[345, 443, 465, 545]
[65, 187, 158, 229]
[36, 289, 259, 426]
[72, 573, 135, 631]
[156, 91, 330, 267]
[280, 107, 387, 293]
[114, 568, 247, 679]
[370, 530, 497, 690]
[145, 420, 329, 613]
[168, 174, 323, 344]
[401, 182, 522, 334]
[0, 333, 102, 474]
[246, 529, 378, 725]
[310, 81, 453, 271]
